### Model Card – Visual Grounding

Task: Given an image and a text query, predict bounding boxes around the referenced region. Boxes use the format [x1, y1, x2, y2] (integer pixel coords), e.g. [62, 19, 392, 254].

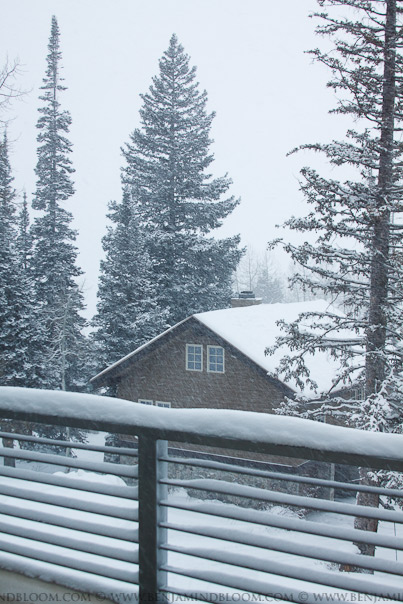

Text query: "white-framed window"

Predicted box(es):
[138, 399, 153, 405]
[186, 344, 203, 371]
[354, 385, 366, 401]
[207, 346, 225, 373]
[156, 401, 171, 408]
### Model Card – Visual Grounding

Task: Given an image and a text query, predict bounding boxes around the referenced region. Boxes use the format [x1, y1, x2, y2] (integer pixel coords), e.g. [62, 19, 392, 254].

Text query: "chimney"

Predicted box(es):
[231, 291, 262, 308]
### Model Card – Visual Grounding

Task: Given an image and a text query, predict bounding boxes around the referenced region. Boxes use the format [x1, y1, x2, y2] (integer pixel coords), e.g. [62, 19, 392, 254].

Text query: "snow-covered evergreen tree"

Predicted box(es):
[121, 34, 242, 327]
[269, 0, 403, 554]
[0, 131, 20, 384]
[270, 0, 403, 410]
[31, 15, 86, 391]
[17, 192, 32, 271]
[0, 134, 36, 386]
[93, 188, 168, 369]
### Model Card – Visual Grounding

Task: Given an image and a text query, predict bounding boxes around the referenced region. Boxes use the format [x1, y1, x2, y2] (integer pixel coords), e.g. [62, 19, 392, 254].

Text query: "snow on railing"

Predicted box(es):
[0, 386, 403, 603]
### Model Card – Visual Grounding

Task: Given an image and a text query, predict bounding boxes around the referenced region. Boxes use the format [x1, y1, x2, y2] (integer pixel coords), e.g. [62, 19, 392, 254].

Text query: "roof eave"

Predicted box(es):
[90, 316, 192, 388]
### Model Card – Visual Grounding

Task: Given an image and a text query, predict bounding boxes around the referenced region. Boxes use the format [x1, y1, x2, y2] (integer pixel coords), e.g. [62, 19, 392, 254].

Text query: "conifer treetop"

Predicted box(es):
[123, 33, 238, 235]
[42, 16, 66, 93]
[97, 33, 242, 337]
[31, 16, 86, 392]
[34, 15, 74, 212]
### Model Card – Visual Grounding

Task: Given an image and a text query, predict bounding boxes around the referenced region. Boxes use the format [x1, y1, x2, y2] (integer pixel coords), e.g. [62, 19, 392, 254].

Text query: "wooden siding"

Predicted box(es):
[116, 320, 287, 414]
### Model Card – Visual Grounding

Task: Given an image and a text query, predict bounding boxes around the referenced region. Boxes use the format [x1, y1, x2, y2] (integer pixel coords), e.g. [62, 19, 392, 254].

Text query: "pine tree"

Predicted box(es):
[268, 0, 403, 555]
[270, 0, 403, 416]
[17, 192, 32, 272]
[0, 134, 36, 386]
[93, 188, 168, 369]
[121, 34, 242, 328]
[31, 15, 86, 392]
[0, 131, 19, 384]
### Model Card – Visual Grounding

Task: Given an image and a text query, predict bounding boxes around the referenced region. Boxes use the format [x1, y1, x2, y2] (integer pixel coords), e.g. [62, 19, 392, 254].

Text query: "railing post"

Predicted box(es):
[138, 435, 168, 603]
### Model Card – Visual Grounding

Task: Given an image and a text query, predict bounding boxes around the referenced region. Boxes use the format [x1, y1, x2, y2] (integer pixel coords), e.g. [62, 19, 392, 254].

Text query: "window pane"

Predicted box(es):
[186, 344, 202, 371]
[208, 346, 224, 373]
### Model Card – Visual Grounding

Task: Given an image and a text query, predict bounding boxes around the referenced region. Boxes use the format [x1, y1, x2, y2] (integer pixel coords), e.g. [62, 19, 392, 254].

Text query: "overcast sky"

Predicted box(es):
[1, 0, 352, 317]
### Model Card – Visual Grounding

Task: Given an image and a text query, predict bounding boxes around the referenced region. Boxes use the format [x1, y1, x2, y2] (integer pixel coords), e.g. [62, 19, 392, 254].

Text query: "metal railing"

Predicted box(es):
[0, 386, 403, 603]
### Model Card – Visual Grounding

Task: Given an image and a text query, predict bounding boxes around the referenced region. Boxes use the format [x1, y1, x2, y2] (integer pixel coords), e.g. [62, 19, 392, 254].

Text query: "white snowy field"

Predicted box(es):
[0, 432, 402, 603]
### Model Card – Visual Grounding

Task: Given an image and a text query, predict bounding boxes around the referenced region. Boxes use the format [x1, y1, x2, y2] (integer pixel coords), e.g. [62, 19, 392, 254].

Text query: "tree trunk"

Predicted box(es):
[2, 437, 15, 468]
[365, 0, 396, 397]
[359, 0, 397, 555]
[354, 469, 379, 559]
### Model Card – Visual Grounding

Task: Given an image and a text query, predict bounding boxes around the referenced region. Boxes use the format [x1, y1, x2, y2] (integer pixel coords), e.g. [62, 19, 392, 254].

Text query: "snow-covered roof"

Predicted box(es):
[92, 300, 358, 395]
[194, 300, 355, 395]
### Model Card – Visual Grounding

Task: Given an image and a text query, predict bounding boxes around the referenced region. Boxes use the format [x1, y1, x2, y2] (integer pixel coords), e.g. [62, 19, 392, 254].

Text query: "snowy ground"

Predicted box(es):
[0, 432, 402, 603]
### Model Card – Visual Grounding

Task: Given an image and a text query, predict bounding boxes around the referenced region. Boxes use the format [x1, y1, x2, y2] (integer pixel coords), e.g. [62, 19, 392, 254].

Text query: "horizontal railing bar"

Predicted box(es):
[162, 478, 403, 523]
[0, 430, 138, 457]
[162, 544, 403, 599]
[0, 483, 137, 522]
[0, 534, 139, 585]
[162, 499, 403, 550]
[161, 522, 403, 574]
[0, 466, 138, 499]
[142, 428, 403, 472]
[0, 506, 138, 542]
[2, 389, 403, 471]
[167, 446, 299, 472]
[0, 447, 138, 478]
[0, 551, 140, 603]
[0, 518, 138, 565]
[161, 565, 348, 604]
[162, 455, 403, 499]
